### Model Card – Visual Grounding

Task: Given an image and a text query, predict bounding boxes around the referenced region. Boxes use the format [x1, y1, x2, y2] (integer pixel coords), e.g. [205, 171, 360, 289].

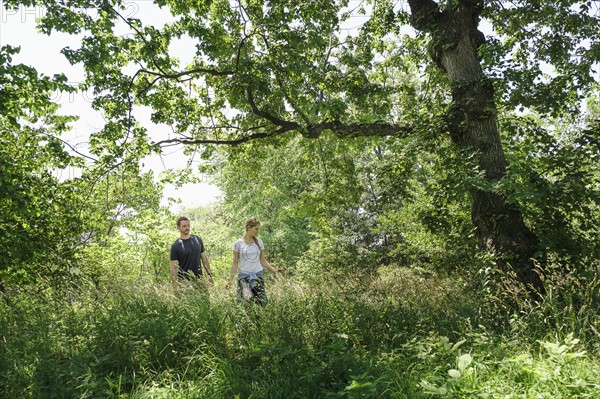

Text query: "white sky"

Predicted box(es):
[0, 0, 221, 210]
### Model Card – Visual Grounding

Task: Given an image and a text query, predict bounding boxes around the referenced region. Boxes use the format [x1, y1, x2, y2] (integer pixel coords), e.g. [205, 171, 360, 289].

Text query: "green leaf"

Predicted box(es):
[448, 369, 461, 379]
[457, 353, 472, 373]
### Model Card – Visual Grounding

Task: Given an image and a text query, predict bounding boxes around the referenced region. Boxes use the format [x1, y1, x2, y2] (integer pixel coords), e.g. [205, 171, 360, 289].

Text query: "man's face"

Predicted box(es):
[178, 220, 191, 236]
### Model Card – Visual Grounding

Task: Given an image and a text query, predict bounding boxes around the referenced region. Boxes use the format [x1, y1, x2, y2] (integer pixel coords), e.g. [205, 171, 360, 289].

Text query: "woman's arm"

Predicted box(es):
[260, 250, 284, 273]
[226, 251, 239, 288]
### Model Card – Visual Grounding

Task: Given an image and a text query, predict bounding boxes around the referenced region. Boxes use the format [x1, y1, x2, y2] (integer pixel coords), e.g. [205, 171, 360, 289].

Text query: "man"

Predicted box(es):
[169, 216, 214, 284]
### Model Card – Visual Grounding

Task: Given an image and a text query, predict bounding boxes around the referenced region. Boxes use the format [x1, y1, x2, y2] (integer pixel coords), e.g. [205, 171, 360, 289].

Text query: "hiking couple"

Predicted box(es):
[169, 216, 283, 306]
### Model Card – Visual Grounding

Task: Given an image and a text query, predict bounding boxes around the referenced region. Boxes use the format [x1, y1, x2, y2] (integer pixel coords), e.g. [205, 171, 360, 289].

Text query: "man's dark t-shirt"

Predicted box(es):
[170, 235, 205, 278]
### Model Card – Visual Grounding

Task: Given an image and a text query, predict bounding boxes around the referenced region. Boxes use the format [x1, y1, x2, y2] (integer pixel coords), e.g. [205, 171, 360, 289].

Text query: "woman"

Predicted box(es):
[227, 217, 283, 306]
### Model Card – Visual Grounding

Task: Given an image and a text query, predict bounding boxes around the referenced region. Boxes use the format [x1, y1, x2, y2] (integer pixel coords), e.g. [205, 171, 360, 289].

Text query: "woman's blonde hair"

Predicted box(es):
[245, 217, 261, 230]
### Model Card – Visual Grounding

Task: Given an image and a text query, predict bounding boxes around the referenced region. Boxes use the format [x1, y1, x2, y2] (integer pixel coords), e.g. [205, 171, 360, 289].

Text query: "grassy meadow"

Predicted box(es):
[1, 263, 599, 399]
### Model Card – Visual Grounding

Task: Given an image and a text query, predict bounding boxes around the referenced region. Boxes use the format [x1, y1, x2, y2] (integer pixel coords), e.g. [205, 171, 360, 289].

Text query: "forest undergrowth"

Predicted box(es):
[1, 263, 599, 399]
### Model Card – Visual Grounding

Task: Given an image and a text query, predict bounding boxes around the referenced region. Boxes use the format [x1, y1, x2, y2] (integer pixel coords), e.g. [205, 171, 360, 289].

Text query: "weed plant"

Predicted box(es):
[1, 264, 599, 398]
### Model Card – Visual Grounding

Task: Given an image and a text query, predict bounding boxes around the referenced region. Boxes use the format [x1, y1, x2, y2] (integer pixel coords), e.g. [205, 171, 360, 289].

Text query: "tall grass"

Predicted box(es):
[1, 266, 599, 398]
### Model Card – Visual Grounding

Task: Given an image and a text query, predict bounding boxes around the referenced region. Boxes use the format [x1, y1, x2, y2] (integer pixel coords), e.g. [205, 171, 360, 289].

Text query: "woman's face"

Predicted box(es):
[247, 224, 260, 237]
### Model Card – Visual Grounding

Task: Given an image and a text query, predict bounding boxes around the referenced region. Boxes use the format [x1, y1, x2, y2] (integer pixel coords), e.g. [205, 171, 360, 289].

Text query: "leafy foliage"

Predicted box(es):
[4, 0, 598, 281]
[501, 111, 600, 265]
[0, 45, 82, 285]
[213, 127, 478, 279]
[0, 43, 168, 288]
[483, 0, 600, 116]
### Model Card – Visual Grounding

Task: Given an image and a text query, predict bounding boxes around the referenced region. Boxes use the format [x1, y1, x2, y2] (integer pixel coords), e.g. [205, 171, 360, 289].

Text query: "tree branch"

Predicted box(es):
[246, 89, 304, 132]
[154, 131, 285, 146]
[137, 67, 234, 80]
[41, 132, 98, 162]
[153, 119, 412, 147]
[307, 120, 413, 139]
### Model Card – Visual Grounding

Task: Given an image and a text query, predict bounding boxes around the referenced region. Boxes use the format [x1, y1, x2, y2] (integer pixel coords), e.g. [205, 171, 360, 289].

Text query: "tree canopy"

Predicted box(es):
[2, 0, 599, 289]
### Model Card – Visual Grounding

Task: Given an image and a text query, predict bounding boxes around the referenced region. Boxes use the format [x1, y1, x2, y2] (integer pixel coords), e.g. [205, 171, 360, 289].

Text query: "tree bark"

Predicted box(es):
[408, 0, 543, 291]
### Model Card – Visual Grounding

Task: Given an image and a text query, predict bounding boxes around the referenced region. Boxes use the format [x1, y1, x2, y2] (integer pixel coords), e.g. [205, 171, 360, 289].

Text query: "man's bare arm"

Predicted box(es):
[200, 252, 214, 284]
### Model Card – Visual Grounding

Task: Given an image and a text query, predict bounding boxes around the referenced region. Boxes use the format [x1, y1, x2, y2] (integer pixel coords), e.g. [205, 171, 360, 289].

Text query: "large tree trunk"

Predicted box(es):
[408, 0, 543, 291]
